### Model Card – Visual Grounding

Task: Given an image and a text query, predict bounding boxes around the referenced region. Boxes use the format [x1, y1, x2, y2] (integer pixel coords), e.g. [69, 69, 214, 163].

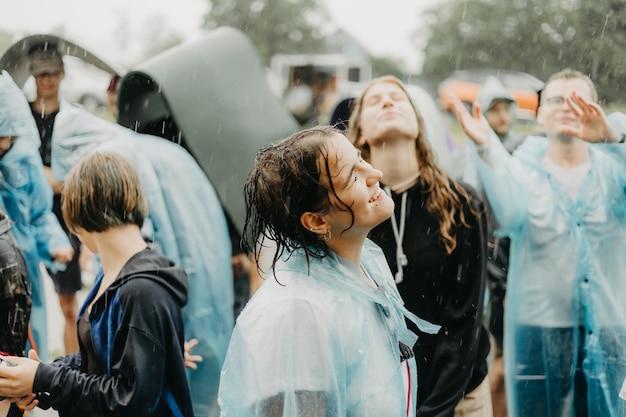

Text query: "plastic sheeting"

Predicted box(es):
[50, 103, 234, 417]
[219, 240, 439, 417]
[471, 128, 626, 417]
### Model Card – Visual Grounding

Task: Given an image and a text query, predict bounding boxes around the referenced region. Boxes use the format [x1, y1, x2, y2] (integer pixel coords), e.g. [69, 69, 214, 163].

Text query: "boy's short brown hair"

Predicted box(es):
[544, 69, 598, 102]
[62, 152, 148, 233]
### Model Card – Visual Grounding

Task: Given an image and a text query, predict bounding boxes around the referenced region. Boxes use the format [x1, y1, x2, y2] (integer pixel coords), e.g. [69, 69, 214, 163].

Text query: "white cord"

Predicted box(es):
[385, 186, 408, 284]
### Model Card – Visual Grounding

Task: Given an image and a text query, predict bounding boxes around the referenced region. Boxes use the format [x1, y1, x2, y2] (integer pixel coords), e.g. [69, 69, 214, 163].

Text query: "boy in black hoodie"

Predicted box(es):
[0, 152, 193, 417]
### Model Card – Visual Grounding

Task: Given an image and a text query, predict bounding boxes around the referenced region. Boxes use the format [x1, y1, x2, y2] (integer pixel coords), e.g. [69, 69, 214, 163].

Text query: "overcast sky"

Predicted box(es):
[0, 0, 440, 72]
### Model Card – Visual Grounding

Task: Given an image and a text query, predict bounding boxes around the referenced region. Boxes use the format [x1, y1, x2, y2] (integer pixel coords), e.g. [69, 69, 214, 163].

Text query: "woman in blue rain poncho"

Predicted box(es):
[218, 127, 439, 417]
[0, 71, 72, 362]
[450, 70, 626, 417]
[47, 101, 233, 417]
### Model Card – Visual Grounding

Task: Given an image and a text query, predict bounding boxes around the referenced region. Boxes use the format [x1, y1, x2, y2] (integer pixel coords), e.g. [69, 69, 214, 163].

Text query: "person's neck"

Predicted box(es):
[94, 225, 147, 280]
[326, 232, 367, 265]
[32, 95, 60, 115]
[546, 135, 589, 168]
[369, 137, 419, 189]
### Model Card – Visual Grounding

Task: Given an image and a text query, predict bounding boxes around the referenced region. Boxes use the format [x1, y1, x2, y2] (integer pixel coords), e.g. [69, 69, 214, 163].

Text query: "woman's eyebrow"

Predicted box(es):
[341, 151, 361, 189]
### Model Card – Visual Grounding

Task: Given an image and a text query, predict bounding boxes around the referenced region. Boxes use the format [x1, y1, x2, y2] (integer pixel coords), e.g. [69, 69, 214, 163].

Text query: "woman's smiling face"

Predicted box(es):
[319, 133, 394, 236]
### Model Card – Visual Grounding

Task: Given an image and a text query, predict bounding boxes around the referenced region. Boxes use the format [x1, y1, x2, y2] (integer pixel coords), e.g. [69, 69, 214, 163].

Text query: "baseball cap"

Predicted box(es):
[29, 49, 64, 76]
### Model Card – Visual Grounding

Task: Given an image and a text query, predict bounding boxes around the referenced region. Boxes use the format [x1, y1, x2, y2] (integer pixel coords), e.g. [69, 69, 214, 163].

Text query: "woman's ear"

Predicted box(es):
[300, 211, 330, 237]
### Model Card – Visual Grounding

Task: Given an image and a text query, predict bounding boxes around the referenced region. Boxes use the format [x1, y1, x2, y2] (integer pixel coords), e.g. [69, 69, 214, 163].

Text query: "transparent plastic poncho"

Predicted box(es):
[0, 71, 70, 361]
[471, 125, 626, 417]
[218, 240, 439, 417]
[50, 103, 234, 417]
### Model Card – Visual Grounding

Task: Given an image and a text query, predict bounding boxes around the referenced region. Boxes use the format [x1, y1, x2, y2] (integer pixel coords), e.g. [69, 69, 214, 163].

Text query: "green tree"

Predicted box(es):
[419, 0, 626, 103]
[203, 0, 325, 64]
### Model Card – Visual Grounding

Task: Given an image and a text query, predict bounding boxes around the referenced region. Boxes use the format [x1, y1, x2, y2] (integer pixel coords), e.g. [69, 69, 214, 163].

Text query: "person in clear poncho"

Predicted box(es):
[0, 71, 72, 362]
[218, 127, 440, 417]
[450, 69, 626, 417]
[42, 90, 233, 417]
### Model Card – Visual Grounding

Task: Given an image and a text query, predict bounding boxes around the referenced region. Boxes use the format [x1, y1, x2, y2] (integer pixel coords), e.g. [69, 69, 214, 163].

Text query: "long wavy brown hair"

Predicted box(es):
[348, 75, 472, 254]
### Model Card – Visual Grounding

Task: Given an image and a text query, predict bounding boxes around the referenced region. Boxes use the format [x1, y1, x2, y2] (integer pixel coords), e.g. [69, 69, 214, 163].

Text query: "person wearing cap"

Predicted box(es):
[462, 76, 523, 417]
[28, 47, 83, 356]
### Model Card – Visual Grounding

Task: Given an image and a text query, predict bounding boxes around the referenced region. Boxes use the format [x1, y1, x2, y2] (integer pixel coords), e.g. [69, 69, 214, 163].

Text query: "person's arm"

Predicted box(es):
[450, 97, 529, 235]
[0, 281, 179, 417]
[25, 155, 71, 267]
[34, 281, 177, 416]
[416, 190, 489, 417]
[49, 353, 81, 371]
[32, 327, 168, 416]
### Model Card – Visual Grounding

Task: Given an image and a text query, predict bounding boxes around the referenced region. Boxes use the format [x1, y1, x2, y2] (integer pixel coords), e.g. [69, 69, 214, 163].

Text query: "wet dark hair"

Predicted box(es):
[242, 126, 355, 273]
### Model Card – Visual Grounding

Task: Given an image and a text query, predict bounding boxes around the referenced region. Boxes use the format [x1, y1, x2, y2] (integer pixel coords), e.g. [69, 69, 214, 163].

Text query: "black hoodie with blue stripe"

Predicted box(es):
[33, 248, 193, 417]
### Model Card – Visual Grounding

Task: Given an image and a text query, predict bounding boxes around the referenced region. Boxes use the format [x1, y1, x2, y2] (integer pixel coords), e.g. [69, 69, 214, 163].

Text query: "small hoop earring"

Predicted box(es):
[322, 230, 332, 241]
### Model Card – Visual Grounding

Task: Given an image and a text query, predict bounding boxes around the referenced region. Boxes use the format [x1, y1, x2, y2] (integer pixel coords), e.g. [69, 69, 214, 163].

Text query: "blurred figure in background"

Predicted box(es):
[0, 71, 72, 362]
[106, 74, 120, 119]
[50, 90, 233, 417]
[451, 69, 626, 417]
[350, 76, 492, 417]
[28, 47, 83, 355]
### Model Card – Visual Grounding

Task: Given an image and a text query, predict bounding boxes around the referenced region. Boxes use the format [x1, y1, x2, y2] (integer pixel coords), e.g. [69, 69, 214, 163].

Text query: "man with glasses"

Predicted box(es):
[28, 48, 81, 356]
[450, 69, 626, 417]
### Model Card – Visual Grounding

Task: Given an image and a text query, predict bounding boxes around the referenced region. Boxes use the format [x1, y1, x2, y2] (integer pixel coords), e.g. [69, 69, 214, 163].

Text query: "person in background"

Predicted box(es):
[450, 69, 626, 417]
[106, 74, 120, 119]
[0, 70, 72, 362]
[51, 85, 233, 417]
[349, 75, 492, 417]
[28, 47, 82, 355]
[0, 152, 193, 417]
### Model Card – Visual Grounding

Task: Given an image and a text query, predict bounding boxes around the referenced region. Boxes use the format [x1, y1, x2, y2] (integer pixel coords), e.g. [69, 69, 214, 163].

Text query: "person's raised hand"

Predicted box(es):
[448, 96, 490, 146]
[563, 91, 618, 143]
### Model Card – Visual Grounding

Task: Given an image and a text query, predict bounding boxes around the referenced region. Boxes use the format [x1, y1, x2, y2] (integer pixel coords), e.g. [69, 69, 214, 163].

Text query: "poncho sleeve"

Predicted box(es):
[218, 296, 344, 417]
[472, 131, 531, 236]
[25, 154, 70, 267]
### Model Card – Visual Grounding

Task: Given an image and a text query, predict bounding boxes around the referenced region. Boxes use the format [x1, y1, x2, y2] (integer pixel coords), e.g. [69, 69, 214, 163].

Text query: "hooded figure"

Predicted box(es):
[476, 77, 520, 149]
[49, 101, 233, 417]
[464, 77, 523, 191]
[0, 71, 70, 362]
[468, 113, 626, 417]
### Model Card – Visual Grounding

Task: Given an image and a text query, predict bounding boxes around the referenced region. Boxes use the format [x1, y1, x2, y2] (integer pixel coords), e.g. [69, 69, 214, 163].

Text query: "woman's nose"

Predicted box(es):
[366, 165, 383, 186]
